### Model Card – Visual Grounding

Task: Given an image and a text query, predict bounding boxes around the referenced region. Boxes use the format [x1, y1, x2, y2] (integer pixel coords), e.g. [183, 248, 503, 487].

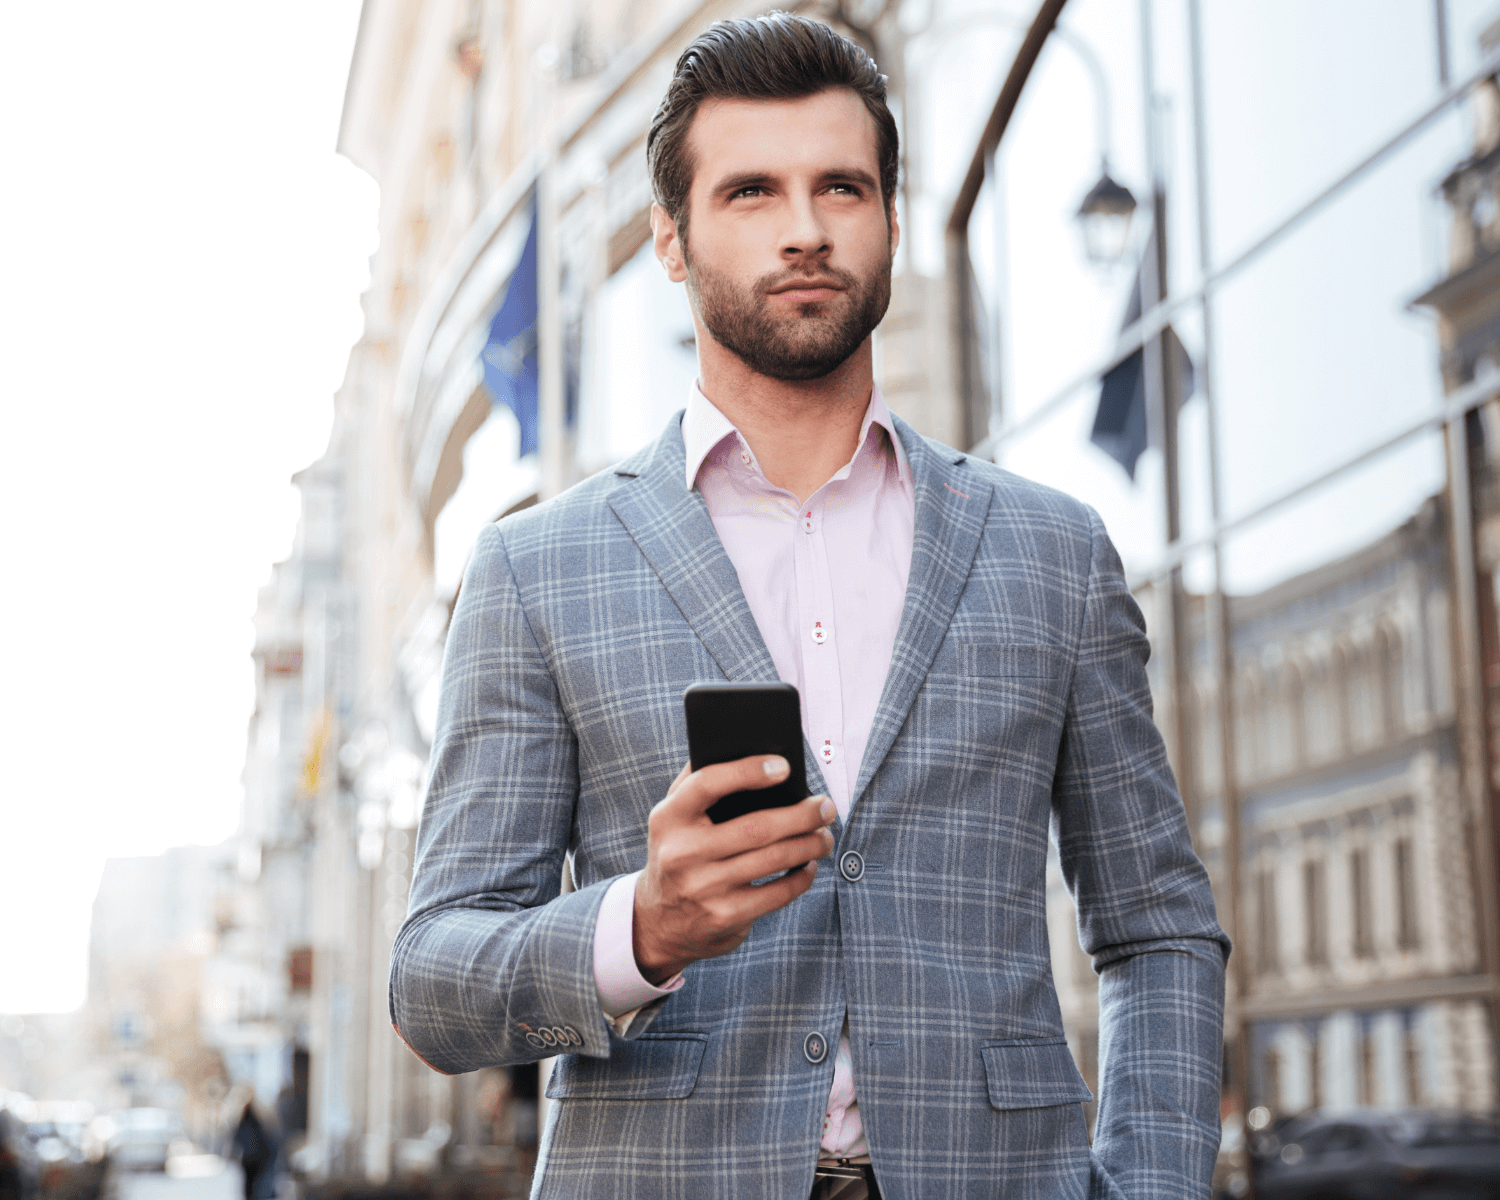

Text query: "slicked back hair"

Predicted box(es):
[647, 12, 899, 249]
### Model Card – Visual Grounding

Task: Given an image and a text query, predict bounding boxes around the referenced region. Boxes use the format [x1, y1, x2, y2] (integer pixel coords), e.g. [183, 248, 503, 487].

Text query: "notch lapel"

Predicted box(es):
[607, 417, 832, 801]
[850, 417, 993, 808]
[607, 417, 782, 687]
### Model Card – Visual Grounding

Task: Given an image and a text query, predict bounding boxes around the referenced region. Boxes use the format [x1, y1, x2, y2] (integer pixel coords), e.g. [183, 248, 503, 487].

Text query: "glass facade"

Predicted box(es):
[971, 0, 1500, 1153]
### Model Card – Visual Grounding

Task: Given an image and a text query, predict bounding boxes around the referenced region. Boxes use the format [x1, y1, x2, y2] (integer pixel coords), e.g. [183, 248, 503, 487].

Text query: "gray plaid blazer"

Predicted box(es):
[391, 412, 1230, 1199]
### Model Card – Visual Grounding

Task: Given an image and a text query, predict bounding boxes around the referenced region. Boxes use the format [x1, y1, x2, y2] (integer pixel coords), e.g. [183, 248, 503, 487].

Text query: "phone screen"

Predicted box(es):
[683, 682, 809, 823]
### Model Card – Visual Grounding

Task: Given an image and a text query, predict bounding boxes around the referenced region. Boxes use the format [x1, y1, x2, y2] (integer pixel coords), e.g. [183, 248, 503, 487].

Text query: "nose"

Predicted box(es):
[779, 193, 831, 262]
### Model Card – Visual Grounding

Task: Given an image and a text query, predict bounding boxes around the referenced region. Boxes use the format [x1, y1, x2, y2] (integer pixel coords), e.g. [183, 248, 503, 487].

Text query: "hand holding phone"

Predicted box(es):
[628, 684, 834, 984]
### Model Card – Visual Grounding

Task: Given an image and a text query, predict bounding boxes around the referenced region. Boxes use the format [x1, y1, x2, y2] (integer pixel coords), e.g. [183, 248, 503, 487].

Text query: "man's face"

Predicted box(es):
[662, 88, 898, 382]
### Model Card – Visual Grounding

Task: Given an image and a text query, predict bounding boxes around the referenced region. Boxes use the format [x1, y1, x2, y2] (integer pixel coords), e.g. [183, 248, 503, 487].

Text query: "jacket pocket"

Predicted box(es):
[980, 1037, 1094, 1109]
[544, 1033, 708, 1101]
[960, 644, 1067, 679]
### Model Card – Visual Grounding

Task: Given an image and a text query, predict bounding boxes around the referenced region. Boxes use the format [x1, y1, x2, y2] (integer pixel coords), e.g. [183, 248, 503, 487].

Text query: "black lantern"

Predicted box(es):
[1076, 165, 1137, 266]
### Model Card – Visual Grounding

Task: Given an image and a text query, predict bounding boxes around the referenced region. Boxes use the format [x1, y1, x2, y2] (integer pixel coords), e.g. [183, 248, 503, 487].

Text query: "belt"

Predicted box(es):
[809, 1160, 881, 1200]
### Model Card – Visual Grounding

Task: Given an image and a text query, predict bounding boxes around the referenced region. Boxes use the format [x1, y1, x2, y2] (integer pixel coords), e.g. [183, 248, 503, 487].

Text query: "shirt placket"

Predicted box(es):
[793, 491, 848, 815]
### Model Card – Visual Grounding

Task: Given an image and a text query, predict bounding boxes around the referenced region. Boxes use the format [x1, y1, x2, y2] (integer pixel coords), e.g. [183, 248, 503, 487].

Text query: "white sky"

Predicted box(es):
[0, 1, 376, 1013]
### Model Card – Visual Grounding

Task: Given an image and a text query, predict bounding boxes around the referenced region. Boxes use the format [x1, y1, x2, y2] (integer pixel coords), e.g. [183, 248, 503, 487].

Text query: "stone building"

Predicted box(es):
[1229, 501, 1491, 1114]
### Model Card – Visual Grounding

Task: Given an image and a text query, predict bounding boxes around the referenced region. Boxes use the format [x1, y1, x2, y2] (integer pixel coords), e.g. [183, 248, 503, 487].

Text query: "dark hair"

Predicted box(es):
[647, 12, 899, 245]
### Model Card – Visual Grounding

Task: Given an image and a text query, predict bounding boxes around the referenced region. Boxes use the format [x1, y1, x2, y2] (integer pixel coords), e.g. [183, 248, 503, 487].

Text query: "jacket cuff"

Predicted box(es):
[593, 871, 684, 1020]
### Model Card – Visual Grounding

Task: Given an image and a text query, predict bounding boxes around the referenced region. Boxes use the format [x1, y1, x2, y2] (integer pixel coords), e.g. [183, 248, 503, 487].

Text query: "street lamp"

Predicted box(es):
[1076, 162, 1137, 266]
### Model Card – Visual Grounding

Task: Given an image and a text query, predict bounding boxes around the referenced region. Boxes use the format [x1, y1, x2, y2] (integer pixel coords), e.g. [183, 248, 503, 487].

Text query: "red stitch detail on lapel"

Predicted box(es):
[943, 482, 971, 499]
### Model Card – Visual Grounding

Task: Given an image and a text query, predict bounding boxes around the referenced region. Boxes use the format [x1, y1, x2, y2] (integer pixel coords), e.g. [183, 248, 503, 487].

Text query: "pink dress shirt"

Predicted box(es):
[592, 383, 915, 1159]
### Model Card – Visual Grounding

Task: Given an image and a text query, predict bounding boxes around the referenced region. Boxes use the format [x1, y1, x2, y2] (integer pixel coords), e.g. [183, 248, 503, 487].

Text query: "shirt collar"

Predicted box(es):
[681, 382, 908, 491]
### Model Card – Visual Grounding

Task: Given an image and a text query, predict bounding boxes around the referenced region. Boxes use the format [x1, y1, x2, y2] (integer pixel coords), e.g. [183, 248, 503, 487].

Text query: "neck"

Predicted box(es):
[694, 329, 873, 505]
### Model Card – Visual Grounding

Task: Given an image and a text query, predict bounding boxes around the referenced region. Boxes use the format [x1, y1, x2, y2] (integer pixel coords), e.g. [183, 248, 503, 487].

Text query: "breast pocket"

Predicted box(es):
[956, 644, 1067, 680]
[917, 643, 1071, 789]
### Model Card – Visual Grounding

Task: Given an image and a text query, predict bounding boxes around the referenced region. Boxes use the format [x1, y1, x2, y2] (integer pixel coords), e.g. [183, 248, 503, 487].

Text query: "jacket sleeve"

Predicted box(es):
[388, 522, 666, 1074]
[1050, 506, 1232, 1200]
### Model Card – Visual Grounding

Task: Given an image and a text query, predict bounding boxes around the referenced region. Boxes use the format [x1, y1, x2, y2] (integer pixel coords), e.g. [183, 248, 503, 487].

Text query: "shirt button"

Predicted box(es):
[803, 510, 814, 533]
[820, 740, 835, 765]
[811, 621, 828, 645]
[840, 851, 865, 882]
[740, 450, 751, 465]
[804, 1031, 828, 1064]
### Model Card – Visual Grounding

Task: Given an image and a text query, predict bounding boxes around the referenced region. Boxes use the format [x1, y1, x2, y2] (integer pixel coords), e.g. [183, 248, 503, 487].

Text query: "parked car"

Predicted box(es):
[1252, 1109, 1500, 1199]
[103, 1110, 179, 1173]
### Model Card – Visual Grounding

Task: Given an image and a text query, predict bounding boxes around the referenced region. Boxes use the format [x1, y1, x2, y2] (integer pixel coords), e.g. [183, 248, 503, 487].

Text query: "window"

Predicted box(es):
[1404, 1020, 1423, 1106]
[1310, 1030, 1324, 1110]
[1395, 837, 1420, 950]
[1262, 1045, 1282, 1113]
[1257, 868, 1280, 974]
[1304, 859, 1328, 966]
[1350, 849, 1373, 959]
[1359, 1027, 1377, 1107]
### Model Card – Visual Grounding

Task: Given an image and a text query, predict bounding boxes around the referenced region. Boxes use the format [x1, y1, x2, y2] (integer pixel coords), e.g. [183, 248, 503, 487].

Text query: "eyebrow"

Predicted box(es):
[711, 166, 881, 196]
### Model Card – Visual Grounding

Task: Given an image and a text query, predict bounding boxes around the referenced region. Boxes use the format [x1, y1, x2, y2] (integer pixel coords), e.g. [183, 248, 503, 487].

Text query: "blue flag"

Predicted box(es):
[1091, 232, 1195, 480]
[481, 202, 540, 457]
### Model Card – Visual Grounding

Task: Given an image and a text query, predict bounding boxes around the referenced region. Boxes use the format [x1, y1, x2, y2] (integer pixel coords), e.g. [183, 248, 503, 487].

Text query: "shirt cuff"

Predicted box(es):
[594, 870, 684, 1022]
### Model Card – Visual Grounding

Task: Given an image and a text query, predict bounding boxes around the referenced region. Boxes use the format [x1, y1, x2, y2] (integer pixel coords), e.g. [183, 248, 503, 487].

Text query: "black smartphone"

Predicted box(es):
[683, 682, 809, 824]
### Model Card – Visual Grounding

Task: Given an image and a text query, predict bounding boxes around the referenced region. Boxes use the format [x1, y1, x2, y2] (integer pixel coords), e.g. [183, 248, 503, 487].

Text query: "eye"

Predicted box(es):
[730, 185, 765, 199]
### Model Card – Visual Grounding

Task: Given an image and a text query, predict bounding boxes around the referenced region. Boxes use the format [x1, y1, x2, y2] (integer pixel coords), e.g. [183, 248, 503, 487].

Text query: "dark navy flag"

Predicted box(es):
[481, 201, 540, 457]
[1091, 233, 1195, 480]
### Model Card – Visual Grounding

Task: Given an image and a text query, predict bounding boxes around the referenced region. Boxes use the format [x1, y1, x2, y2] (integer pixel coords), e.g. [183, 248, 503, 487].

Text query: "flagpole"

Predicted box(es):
[537, 159, 565, 500]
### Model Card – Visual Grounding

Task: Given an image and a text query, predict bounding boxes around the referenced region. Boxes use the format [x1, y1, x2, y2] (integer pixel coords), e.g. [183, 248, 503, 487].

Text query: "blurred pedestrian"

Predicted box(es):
[228, 1101, 277, 1200]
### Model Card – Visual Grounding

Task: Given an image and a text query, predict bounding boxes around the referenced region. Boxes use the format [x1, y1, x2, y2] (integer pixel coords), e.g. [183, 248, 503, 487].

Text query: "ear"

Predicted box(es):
[887, 199, 901, 257]
[652, 202, 688, 283]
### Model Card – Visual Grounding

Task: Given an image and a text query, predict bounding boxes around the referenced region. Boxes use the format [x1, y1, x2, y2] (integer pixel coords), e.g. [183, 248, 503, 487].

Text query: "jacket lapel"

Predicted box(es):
[606, 415, 781, 687]
[850, 417, 993, 808]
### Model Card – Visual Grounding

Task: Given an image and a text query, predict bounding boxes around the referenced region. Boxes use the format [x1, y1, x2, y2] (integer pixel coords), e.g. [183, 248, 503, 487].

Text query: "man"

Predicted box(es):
[391, 14, 1229, 1200]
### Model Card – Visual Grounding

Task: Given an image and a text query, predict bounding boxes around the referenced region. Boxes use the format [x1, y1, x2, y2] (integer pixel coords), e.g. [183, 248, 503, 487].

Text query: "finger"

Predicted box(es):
[663, 760, 692, 799]
[712, 827, 835, 888]
[711, 795, 836, 858]
[656, 754, 792, 826]
[733, 859, 819, 923]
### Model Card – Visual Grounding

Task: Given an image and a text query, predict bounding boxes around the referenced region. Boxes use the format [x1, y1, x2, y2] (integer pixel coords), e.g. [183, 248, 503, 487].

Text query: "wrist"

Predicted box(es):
[632, 878, 690, 984]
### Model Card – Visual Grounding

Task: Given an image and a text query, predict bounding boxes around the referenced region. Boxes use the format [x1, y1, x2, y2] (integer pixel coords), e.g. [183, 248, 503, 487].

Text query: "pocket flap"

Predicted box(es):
[980, 1038, 1093, 1110]
[544, 1033, 707, 1101]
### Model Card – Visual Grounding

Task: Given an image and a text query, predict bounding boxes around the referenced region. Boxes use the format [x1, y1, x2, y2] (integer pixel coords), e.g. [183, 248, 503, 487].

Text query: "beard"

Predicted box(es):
[685, 249, 892, 382]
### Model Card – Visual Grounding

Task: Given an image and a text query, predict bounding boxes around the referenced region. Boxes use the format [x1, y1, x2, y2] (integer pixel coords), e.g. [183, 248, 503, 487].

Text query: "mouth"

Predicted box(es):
[767, 277, 845, 303]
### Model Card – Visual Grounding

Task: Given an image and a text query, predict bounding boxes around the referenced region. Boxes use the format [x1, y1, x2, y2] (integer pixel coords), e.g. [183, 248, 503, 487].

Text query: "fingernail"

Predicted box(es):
[822, 828, 835, 851]
[819, 798, 836, 822]
[764, 756, 789, 777]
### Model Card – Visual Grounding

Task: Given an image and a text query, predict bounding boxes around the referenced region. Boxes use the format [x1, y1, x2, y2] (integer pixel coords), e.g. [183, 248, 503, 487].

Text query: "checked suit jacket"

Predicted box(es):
[391, 411, 1231, 1200]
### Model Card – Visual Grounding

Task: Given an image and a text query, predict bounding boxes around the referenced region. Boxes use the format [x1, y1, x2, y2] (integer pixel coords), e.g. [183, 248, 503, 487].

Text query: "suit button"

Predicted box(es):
[561, 1025, 582, 1046]
[803, 1032, 828, 1064]
[524, 1032, 546, 1050]
[840, 851, 865, 882]
[538, 1027, 558, 1047]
